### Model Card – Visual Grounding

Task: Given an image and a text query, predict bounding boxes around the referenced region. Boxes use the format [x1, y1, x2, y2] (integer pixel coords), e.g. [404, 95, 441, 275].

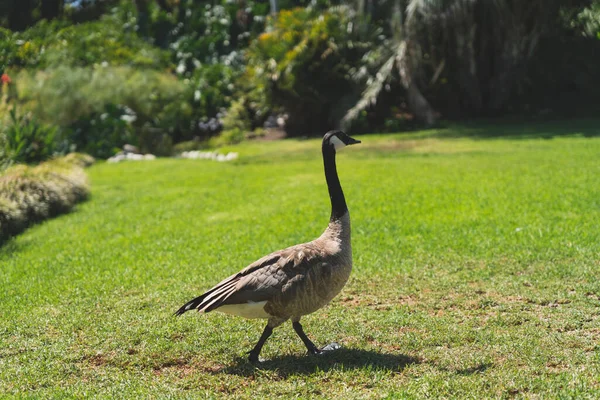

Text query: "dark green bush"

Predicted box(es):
[68, 104, 136, 159]
[244, 6, 374, 136]
[1, 17, 170, 70]
[0, 107, 62, 165]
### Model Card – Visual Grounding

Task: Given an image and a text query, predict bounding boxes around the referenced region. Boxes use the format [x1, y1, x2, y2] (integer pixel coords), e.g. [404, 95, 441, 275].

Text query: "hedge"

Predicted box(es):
[0, 153, 94, 244]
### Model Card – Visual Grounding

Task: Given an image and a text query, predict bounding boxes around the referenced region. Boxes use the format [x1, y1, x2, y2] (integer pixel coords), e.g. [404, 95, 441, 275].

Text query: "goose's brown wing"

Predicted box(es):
[174, 243, 324, 316]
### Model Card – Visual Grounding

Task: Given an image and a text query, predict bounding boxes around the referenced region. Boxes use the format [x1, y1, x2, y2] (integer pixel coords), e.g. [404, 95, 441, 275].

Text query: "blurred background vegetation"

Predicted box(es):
[1, 0, 599, 162]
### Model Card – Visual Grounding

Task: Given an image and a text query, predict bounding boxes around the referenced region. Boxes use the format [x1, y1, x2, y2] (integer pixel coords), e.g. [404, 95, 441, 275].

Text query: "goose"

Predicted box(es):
[175, 130, 361, 362]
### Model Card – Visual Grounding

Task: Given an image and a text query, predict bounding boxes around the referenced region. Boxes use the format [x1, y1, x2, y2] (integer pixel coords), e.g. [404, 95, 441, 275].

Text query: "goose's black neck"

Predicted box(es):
[322, 142, 347, 221]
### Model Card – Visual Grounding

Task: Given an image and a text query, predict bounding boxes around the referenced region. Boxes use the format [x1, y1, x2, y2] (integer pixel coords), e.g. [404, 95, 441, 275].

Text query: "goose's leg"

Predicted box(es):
[292, 320, 320, 354]
[293, 319, 342, 355]
[248, 317, 286, 362]
[248, 325, 272, 362]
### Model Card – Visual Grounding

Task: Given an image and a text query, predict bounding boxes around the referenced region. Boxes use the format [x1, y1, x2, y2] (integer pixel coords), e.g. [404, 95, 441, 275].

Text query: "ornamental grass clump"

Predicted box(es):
[0, 153, 93, 243]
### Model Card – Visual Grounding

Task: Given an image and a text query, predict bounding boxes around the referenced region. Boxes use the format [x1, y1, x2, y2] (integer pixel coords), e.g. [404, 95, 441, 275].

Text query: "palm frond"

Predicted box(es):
[341, 45, 399, 129]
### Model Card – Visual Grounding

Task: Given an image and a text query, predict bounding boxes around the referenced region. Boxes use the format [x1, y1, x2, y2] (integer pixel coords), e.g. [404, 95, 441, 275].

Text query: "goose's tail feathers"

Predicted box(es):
[174, 295, 204, 316]
[174, 278, 238, 317]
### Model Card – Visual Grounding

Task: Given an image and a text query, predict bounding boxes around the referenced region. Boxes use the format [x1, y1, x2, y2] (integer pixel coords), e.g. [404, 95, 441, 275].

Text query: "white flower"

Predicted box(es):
[120, 114, 137, 123]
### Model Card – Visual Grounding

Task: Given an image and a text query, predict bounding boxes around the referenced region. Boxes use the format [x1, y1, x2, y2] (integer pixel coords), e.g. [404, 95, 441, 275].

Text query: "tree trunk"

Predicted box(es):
[397, 40, 437, 126]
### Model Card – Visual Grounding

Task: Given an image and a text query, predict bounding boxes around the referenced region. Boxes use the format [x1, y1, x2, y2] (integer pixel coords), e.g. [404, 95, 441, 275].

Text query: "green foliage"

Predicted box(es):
[189, 63, 239, 125]
[518, 36, 600, 113]
[222, 98, 252, 133]
[1, 125, 600, 396]
[210, 96, 261, 147]
[0, 107, 61, 166]
[60, 152, 96, 168]
[210, 127, 246, 147]
[137, 126, 173, 157]
[3, 0, 598, 155]
[172, 139, 209, 154]
[45, 18, 170, 68]
[14, 66, 189, 157]
[567, 0, 600, 37]
[0, 16, 170, 71]
[245, 6, 375, 135]
[161, 0, 269, 70]
[0, 153, 92, 243]
[68, 104, 136, 160]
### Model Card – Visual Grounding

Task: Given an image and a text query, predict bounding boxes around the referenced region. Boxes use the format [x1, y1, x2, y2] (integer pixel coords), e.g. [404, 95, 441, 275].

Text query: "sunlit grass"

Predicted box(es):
[1, 122, 600, 398]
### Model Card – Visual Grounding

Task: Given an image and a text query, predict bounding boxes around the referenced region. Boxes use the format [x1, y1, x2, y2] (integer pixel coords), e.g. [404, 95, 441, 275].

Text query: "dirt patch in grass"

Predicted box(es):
[152, 358, 225, 377]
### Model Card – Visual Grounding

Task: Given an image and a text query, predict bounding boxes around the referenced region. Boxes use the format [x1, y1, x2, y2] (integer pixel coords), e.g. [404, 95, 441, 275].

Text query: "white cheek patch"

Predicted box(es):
[330, 136, 346, 150]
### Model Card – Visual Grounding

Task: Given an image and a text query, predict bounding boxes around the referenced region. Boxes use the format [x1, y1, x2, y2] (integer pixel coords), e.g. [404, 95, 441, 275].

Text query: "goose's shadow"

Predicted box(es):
[223, 348, 420, 377]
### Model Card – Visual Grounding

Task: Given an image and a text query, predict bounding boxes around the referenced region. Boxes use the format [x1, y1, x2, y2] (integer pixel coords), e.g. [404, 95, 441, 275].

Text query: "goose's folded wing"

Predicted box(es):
[221, 244, 325, 306]
[174, 244, 324, 315]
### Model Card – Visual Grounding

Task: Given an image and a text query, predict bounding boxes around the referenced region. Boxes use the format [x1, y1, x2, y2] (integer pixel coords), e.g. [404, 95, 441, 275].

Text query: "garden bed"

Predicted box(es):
[0, 153, 94, 244]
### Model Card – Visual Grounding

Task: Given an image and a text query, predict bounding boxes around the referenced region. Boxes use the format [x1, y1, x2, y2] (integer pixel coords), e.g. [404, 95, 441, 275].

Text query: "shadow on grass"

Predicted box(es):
[223, 348, 420, 378]
[433, 117, 600, 140]
[455, 362, 492, 375]
[0, 205, 83, 254]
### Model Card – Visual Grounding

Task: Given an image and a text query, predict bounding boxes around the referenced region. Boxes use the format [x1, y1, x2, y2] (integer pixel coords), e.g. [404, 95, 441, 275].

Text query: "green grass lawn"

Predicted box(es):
[2, 121, 600, 398]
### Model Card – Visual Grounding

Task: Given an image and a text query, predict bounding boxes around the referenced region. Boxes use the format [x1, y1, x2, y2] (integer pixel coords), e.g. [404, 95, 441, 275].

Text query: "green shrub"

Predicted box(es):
[0, 107, 61, 166]
[189, 63, 238, 122]
[210, 128, 246, 147]
[137, 126, 173, 156]
[222, 98, 252, 133]
[566, 1, 600, 38]
[68, 104, 136, 159]
[1, 17, 170, 70]
[0, 196, 25, 239]
[14, 66, 190, 157]
[163, 0, 267, 69]
[0, 154, 92, 244]
[61, 152, 96, 168]
[244, 6, 373, 136]
[172, 139, 209, 154]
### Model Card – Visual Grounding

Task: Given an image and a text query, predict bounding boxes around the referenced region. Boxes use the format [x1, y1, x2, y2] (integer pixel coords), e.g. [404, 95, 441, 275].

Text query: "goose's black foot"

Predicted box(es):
[306, 344, 321, 355]
[247, 350, 264, 363]
[292, 321, 340, 356]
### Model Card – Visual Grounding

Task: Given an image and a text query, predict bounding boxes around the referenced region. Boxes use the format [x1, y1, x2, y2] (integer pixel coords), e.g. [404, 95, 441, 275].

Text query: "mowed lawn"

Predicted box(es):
[1, 122, 600, 398]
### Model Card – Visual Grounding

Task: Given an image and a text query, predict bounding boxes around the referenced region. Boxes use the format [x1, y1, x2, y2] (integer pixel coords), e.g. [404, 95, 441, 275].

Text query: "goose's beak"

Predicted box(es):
[347, 137, 361, 145]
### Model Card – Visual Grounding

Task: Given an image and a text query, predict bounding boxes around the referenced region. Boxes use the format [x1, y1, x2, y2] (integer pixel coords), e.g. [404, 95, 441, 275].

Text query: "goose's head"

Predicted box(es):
[323, 130, 361, 152]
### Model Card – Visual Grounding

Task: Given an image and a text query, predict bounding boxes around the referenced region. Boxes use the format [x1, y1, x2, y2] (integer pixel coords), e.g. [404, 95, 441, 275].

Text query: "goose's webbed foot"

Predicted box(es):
[292, 321, 341, 356]
[307, 341, 342, 355]
[319, 342, 341, 352]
